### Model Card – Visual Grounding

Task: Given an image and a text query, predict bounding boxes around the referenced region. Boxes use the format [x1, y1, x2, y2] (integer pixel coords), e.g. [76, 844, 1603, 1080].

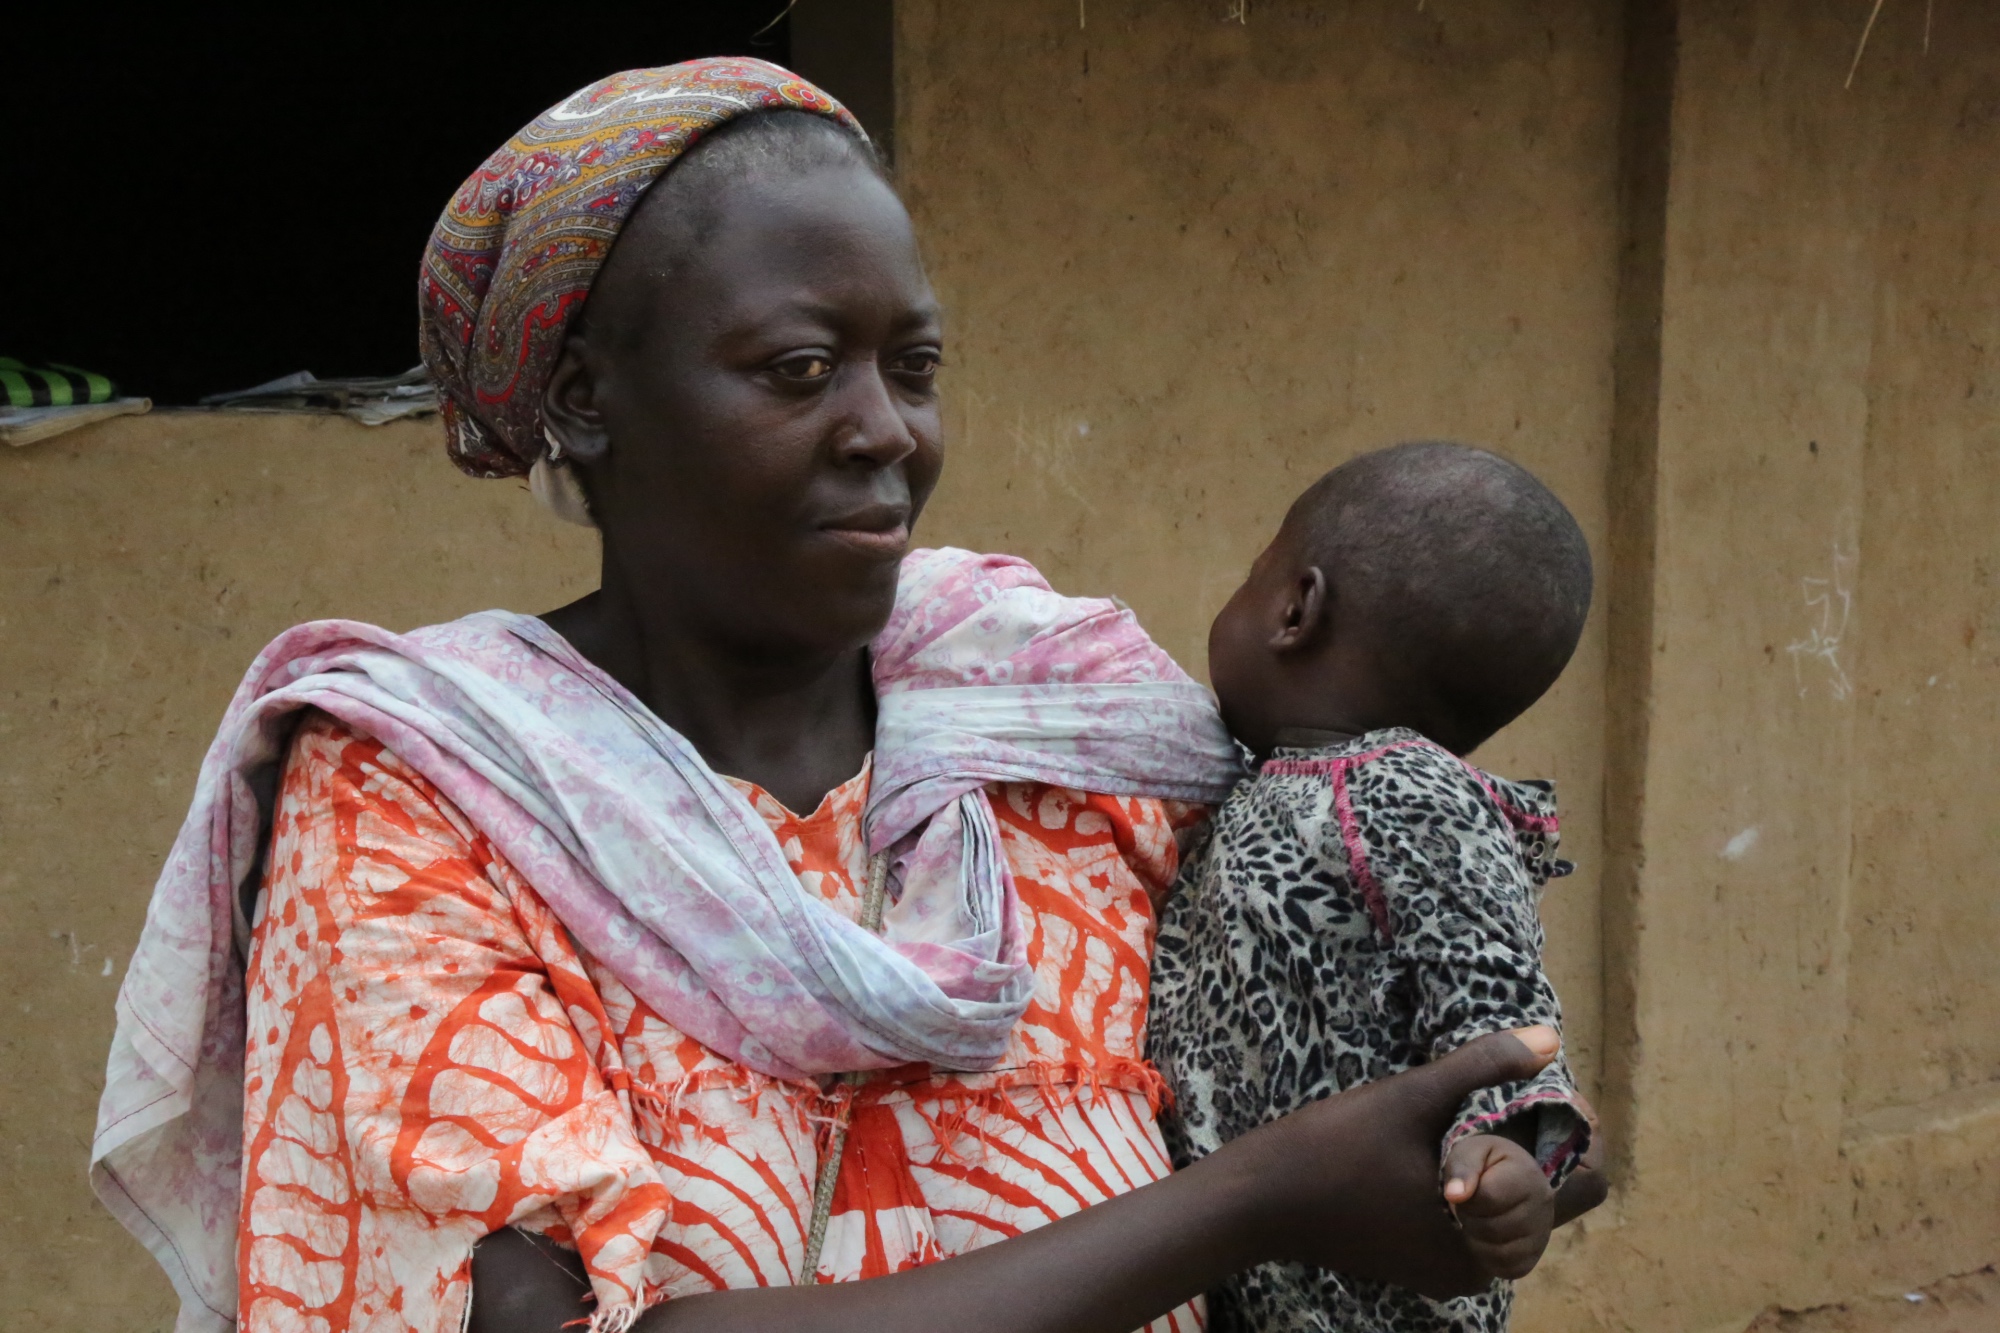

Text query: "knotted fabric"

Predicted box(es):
[418, 58, 860, 478]
[92, 547, 1243, 1332]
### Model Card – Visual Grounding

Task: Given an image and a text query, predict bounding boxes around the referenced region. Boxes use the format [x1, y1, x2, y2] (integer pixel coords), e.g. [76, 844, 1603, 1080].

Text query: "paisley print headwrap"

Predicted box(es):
[418, 58, 863, 478]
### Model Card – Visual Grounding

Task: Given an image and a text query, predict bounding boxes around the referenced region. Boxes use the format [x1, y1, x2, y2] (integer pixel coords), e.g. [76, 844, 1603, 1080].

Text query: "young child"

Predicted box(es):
[1150, 441, 1599, 1333]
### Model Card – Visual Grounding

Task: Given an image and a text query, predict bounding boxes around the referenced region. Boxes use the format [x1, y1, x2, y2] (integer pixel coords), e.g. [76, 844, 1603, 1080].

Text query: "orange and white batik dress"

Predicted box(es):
[239, 713, 1205, 1333]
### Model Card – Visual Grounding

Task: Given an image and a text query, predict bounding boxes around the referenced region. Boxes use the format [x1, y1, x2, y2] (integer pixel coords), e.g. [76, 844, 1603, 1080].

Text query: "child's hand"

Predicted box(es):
[1440, 1132, 1554, 1280]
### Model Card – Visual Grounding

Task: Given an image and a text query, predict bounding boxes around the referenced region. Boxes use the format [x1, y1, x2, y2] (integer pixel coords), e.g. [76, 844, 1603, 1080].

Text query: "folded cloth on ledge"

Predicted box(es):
[199, 365, 439, 425]
[0, 397, 152, 447]
[1, 356, 120, 407]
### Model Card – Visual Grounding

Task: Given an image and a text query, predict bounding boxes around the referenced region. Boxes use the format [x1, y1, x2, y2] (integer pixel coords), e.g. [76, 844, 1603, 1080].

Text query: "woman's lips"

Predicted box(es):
[819, 511, 911, 558]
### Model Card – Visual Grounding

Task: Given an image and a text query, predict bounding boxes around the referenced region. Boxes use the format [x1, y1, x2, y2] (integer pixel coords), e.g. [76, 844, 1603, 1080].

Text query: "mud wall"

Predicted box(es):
[897, 1, 2000, 1328]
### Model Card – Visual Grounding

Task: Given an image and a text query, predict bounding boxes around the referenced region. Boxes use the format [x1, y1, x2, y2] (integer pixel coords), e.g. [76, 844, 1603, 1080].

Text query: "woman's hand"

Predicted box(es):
[1553, 1128, 1611, 1227]
[474, 1027, 1559, 1333]
[1212, 1024, 1562, 1300]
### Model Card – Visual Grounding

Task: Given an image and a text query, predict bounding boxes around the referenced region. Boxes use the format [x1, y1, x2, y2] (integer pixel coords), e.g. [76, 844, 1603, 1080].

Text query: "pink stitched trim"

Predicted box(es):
[1542, 1133, 1586, 1182]
[1447, 1088, 1575, 1136]
[1447, 756, 1561, 837]
[1442, 1089, 1590, 1181]
[1266, 742, 1428, 945]
[1261, 737, 1420, 778]
[1332, 762, 1394, 941]
[1264, 740, 1562, 838]
[1266, 747, 1412, 944]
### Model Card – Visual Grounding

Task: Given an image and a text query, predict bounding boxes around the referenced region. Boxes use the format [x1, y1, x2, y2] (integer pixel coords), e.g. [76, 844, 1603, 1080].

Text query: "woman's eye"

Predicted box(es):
[772, 354, 835, 382]
[891, 351, 941, 379]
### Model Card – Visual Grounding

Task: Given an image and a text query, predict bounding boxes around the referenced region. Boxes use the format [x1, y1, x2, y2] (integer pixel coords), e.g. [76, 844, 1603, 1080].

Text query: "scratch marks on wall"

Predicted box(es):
[1787, 543, 1857, 701]
[1006, 409, 1098, 514]
[50, 928, 116, 977]
[937, 383, 1107, 550]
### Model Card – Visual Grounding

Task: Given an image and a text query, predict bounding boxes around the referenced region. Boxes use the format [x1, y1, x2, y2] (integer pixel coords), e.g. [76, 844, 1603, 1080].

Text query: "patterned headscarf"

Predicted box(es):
[418, 58, 863, 478]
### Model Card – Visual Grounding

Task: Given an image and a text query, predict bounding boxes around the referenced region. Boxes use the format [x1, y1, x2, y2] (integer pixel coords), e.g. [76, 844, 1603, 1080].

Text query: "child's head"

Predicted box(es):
[1208, 441, 1592, 757]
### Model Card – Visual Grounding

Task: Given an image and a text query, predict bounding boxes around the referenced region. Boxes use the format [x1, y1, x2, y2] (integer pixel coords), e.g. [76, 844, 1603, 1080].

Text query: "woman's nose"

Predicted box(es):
[830, 362, 919, 466]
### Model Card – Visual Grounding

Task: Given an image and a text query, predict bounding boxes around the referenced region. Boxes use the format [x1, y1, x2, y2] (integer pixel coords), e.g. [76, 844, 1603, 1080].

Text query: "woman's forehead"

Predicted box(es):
[602, 165, 934, 330]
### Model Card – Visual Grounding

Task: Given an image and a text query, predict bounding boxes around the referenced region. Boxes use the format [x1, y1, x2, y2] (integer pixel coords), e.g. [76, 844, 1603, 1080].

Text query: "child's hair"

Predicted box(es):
[1289, 441, 1593, 742]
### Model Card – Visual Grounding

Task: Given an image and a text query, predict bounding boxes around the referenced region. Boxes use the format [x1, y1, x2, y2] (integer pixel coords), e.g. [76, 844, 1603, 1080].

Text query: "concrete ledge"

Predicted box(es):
[1844, 1081, 2000, 1148]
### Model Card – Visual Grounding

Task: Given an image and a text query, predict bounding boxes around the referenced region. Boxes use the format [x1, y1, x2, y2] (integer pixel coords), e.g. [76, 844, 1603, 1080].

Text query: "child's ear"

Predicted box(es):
[1270, 566, 1328, 651]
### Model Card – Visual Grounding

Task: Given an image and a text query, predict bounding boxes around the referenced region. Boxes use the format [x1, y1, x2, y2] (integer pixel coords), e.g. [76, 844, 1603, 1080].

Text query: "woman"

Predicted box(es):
[93, 60, 1568, 1333]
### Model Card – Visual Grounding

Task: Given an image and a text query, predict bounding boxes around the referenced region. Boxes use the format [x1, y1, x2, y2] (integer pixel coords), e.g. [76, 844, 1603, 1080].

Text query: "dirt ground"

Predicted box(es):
[1744, 1268, 2000, 1333]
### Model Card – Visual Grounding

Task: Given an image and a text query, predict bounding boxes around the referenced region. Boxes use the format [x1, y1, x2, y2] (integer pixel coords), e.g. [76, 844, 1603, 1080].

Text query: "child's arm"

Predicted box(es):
[1345, 755, 1593, 1185]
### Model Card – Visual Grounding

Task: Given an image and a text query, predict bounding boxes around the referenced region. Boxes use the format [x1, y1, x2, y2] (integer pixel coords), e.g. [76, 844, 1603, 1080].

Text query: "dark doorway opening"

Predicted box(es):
[2, 6, 801, 405]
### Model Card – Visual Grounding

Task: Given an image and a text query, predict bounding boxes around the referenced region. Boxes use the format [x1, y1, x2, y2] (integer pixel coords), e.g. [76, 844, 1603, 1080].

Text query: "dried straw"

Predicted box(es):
[753, 0, 798, 41]
[1846, 0, 1888, 89]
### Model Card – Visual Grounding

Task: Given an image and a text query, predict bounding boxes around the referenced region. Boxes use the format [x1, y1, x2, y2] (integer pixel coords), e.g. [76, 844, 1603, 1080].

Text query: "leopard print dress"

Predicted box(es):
[1149, 728, 1589, 1333]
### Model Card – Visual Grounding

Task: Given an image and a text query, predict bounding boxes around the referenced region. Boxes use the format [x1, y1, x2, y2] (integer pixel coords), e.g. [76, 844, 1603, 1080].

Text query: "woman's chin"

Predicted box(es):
[811, 531, 909, 599]
[785, 555, 903, 651]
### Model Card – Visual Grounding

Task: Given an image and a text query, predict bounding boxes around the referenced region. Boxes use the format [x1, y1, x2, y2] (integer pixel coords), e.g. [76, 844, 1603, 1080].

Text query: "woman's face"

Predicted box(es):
[555, 158, 944, 658]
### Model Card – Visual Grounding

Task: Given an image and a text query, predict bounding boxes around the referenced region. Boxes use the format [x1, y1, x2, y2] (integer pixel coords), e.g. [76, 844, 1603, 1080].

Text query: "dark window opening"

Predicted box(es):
[1, 5, 874, 407]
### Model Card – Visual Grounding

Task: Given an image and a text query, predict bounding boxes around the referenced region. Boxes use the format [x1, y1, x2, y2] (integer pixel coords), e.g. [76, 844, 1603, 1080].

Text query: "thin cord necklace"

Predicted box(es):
[796, 850, 891, 1284]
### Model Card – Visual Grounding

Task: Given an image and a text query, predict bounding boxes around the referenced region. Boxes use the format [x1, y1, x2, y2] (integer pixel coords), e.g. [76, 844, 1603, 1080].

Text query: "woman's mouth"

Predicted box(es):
[819, 506, 911, 558]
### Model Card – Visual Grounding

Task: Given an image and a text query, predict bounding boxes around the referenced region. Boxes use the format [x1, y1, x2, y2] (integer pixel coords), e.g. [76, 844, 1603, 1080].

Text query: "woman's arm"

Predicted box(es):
[470, 1027, 1560, 1333]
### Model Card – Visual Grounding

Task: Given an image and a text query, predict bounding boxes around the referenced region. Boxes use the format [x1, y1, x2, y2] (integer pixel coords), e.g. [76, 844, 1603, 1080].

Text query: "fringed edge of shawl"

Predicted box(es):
[582, 1299, 646, 1333]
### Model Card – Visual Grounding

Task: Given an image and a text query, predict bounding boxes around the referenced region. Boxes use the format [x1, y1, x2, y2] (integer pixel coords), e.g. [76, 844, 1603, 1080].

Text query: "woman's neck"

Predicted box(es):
[541, 579, 876, 815]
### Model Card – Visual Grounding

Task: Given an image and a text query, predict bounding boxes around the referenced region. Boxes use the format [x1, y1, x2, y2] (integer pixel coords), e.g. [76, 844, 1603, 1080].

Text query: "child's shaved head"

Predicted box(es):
[1295, 441, 1590, 707]
[1209, 441, 1592, 756]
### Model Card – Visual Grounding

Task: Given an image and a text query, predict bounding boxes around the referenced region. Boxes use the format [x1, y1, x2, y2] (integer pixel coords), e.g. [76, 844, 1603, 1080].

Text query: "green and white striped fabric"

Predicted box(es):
[0, 358, 118, 408]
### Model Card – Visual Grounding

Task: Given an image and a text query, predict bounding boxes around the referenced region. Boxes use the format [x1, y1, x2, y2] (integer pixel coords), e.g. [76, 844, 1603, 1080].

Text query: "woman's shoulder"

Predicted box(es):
[280, 708, 488, 855]
[877, 547, 1193, 691]
[229, 610, 550, 723]
[397, 606, 551, 659]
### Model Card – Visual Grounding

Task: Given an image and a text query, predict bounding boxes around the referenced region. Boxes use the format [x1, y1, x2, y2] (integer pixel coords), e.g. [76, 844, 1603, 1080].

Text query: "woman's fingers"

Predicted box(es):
[1552, 1163, 1611, 1226]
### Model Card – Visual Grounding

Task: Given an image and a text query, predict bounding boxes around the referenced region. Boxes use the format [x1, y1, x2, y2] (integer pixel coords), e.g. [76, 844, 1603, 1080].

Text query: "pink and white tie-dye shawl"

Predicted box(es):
[92, 546, 1242, 1332]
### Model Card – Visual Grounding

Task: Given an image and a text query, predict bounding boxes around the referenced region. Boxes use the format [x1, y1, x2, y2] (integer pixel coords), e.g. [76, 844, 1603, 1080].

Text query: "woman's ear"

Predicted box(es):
[1269, 566, 1329, 652]
[540, 336, 612, 466]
